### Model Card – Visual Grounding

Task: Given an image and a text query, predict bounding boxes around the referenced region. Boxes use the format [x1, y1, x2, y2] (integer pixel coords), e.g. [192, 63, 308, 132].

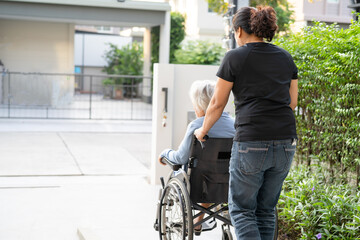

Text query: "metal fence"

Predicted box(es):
[0, 72, 152, 120]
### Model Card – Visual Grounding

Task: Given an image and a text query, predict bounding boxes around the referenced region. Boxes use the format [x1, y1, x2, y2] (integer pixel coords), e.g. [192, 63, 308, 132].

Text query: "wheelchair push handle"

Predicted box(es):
[199, 135, 209, 149]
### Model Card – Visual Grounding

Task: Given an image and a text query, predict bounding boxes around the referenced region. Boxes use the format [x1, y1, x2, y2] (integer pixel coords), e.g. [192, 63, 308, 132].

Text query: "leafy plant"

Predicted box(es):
[174, 40, 225, 65]
[278, 164, 360, 239]
[103, 41, 143, 85]
[151, 12, 186, 66]
[274, 19, 360, 187]
[102, 78, 115, 86]
[206, 0, 229, 15]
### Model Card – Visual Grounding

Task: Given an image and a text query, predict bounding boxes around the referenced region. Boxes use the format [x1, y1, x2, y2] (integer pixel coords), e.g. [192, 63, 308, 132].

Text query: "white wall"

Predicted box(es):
[0, 19, 74, 106]
[197, 0, 225, 41]
[0, 19, 74, 73]
[74, 33, 132, 67]
[81, 66, 107, 93]
[289, 0, 352, 33]
[150, 63, 235, 184]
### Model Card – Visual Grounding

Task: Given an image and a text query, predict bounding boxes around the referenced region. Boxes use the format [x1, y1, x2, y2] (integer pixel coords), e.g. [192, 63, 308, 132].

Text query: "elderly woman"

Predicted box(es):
[159, 80, 235, 165]
[159, 80, 235, 234]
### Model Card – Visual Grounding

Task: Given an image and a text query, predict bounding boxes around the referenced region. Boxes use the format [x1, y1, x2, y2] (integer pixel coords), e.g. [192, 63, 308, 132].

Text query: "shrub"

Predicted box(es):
[274, 19, 360, 186]
[103, 41, 143, 85]
[278, 164, 360, 239]
[151, 12, 186, 66]
[174, 40, 225, 65]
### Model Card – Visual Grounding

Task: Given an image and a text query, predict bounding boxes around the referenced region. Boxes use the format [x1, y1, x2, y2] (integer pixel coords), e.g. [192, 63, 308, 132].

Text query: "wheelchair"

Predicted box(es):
[154, 136, 279, 240]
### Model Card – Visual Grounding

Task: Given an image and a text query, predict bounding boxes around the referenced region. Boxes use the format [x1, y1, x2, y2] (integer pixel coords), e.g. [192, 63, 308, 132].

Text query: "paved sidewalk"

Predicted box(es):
[0, 119, 234, 240]
[0, 119, 152, 133]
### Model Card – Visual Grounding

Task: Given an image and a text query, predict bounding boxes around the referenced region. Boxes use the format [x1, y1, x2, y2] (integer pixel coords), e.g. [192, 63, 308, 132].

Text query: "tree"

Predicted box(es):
[102, 41, 143, 98]
[103, 41, 143, 84]
[207, 0, 229, 15]
[151, 12, 186, 66]
[206, 0, 294, 33]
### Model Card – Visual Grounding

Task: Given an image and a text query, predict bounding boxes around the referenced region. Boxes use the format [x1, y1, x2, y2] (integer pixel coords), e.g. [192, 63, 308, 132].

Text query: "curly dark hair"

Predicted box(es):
[232, 6, 278, 42]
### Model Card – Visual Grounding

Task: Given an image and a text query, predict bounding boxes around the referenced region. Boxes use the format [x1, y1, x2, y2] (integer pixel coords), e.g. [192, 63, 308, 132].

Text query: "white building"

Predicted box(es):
[74, 33, 132, 75]
[74, 32, 132, 92]
[169, 0, 226, 41]
[289, 0, 353, 32]
[0, 0, 171, 106]
[169, 0, 249, 43]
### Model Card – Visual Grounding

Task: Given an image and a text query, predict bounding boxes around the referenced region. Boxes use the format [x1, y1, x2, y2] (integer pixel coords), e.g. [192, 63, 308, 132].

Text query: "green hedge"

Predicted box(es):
[275, 19, 360, 186]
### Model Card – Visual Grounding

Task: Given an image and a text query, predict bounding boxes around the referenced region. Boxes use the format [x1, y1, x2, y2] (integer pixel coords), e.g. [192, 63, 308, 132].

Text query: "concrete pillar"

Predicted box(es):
[150, 63, 174, 184]
[142, 27, 152, 103]
[150, 64, 236, 185]
[159, 11, 171, 64]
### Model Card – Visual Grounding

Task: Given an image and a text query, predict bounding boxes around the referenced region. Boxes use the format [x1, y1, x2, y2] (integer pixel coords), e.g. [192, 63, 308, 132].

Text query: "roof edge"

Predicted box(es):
[1, 0, 171, 11]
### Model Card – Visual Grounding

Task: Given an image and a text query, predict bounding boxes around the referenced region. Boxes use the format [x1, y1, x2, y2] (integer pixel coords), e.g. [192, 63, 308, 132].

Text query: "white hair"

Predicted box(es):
[189, 80, 216, 113]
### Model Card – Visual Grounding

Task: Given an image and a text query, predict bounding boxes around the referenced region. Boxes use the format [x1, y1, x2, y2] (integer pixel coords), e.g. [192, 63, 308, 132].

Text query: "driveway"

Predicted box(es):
[0, 119, 233, 240]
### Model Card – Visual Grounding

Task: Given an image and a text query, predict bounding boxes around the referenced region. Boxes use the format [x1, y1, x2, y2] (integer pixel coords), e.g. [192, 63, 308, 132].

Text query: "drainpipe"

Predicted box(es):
[348, 0, 360, 21]
[231, 0, 238, 49]
[0, 60, 4, 104]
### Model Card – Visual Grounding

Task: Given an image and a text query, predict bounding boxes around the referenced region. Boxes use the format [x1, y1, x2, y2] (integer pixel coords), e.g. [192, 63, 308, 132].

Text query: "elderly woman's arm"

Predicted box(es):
[159, 121, 199, 165]
[194, 78, 233, 141]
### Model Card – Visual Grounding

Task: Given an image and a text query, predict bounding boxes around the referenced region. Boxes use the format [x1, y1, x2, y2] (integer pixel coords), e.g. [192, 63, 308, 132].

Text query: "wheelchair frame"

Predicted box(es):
[154, 137, 278, 240]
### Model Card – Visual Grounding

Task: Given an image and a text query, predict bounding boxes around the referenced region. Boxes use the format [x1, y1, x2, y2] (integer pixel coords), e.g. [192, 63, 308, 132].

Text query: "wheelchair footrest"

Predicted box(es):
[201, 218, 217, 232]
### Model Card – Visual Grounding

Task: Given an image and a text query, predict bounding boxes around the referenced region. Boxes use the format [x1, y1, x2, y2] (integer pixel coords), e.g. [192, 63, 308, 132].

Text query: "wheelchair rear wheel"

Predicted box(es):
[159, 178, 193, 240]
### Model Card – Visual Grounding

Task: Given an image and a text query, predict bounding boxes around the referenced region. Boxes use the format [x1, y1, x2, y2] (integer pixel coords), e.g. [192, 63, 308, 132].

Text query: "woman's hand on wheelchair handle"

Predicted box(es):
[194, 127, 207, 142]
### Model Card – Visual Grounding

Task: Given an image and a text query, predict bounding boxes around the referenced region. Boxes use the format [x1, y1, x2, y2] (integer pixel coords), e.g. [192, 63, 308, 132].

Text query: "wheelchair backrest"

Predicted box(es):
[189, 137, 233, 204]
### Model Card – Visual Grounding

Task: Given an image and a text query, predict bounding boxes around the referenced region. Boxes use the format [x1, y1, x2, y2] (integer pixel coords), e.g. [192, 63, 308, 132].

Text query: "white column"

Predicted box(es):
[142, 27, 152, 102]
[150, 64, 236, 185]
[159, 11, 171, 64]
[0, 71, 3, 104]
[150, 63, 174, 184]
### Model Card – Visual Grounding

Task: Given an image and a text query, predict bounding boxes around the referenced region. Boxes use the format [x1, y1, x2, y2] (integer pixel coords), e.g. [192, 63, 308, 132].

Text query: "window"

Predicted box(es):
[96, 26, 112, 33]
[327, 0, 339, 3]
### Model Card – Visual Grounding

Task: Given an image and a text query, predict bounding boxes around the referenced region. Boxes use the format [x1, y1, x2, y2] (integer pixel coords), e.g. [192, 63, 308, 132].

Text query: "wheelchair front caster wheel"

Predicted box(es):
[222, 225, 233, 240]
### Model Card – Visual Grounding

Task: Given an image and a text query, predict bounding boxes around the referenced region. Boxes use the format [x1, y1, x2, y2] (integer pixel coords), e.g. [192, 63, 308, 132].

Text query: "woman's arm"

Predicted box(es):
[194, 78, 233, 141]
[289, 79, 298, 110]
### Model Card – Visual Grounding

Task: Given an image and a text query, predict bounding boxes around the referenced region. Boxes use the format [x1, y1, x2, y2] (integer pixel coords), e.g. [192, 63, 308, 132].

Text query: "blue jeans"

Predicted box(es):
[228, 139, 296, 240]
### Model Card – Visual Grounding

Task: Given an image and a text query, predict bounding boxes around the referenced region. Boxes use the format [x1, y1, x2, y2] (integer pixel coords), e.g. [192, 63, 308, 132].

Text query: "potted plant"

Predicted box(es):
[102, 78, 120, 99]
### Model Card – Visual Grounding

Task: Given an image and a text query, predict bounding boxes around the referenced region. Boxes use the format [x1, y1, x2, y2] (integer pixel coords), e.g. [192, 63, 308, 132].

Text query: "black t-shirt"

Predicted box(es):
[217, 42, 298, 142]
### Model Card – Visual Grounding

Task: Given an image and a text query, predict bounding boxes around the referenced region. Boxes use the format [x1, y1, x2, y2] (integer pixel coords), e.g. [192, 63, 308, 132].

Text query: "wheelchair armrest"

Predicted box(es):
[161, 157, 182, 171]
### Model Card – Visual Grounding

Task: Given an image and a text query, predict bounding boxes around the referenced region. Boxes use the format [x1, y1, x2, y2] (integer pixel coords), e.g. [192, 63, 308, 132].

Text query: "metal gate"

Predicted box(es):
[0, 72, 152, 120]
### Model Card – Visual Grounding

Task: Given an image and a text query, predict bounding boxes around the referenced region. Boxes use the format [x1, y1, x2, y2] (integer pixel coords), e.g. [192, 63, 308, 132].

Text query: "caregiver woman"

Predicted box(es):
[194, 6, 298, 240]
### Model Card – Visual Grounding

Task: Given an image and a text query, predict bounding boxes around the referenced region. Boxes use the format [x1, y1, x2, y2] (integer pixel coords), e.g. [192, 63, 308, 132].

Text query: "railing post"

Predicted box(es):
[7, 71, 10, 118]
[131, 77, 134, 120]
[89, 75, 92, 119]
